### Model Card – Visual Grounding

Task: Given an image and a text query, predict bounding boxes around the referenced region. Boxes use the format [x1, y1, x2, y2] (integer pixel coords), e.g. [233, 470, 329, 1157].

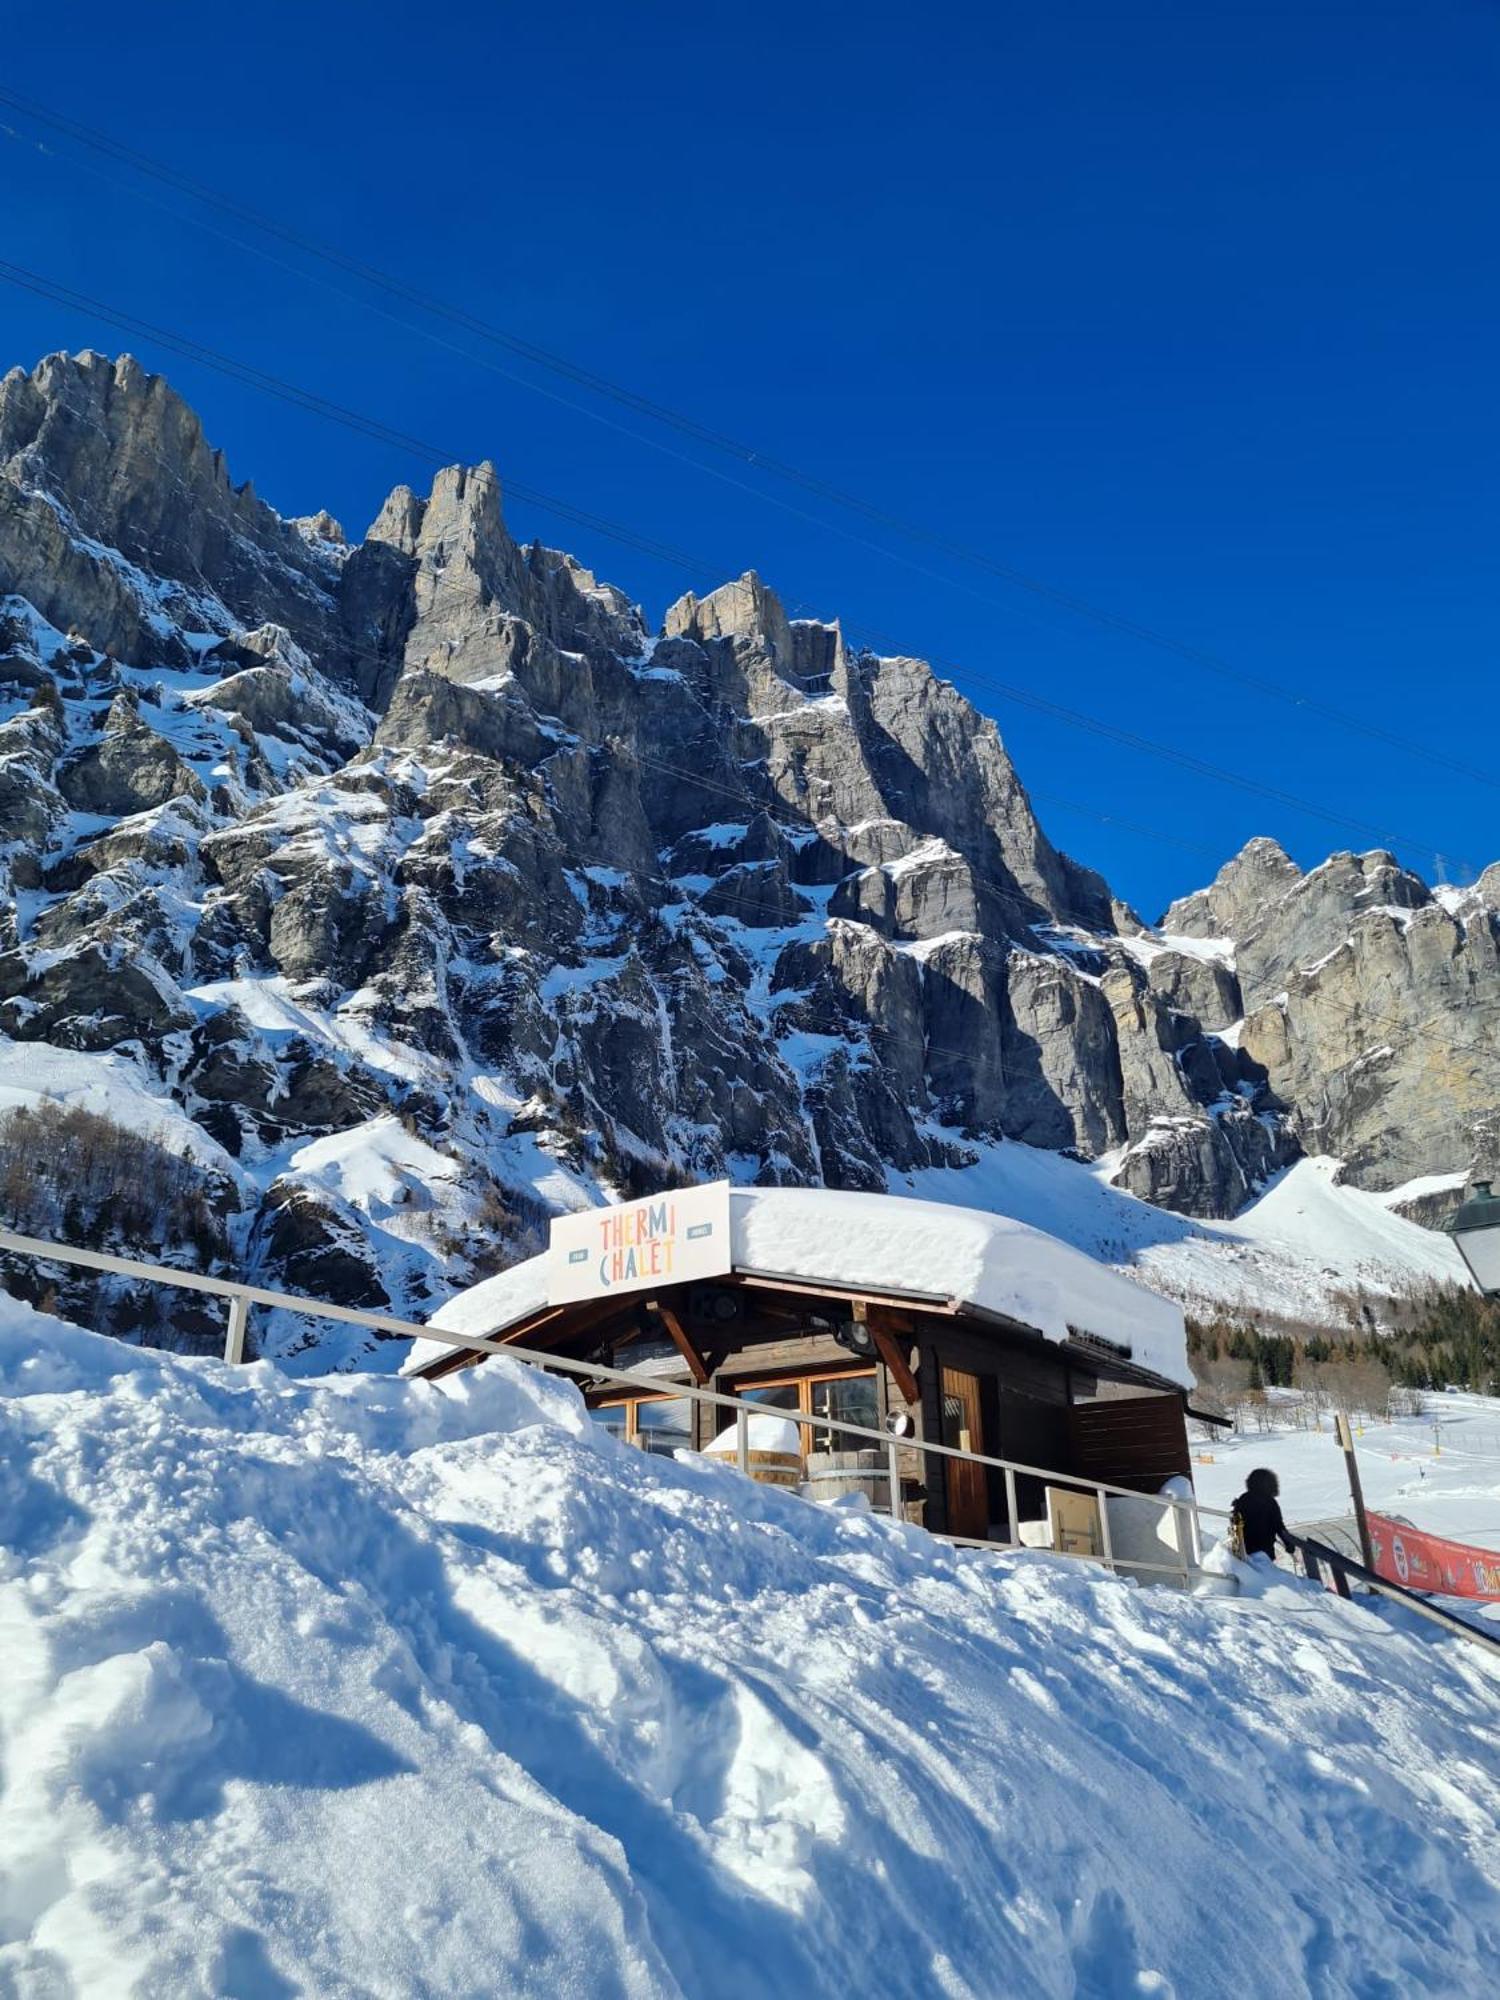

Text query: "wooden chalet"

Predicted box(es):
[406, 1183, 1209, 1543]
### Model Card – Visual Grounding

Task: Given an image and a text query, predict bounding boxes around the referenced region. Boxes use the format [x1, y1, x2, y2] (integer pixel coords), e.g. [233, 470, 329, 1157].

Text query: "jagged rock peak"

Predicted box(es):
[0, 350, 344, 669]
[292, 509, 346, 547]
[2, 351, 261, 535]
[663, 571, 794, 662]
[365, 482, 426, 554]
[1160, 835, 1301, 936]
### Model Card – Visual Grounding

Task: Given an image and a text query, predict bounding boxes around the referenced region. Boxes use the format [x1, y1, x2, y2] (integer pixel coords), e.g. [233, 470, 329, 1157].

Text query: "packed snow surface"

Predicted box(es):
[4, 1300, 1500, 1997]
[411, 1185, 1190, 1386]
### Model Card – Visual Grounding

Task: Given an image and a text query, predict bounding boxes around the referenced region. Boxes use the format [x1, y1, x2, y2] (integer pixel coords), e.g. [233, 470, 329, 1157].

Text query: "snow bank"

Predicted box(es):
[4, 1306, 1500, 1997]
[413, 1185, 1189, 1386]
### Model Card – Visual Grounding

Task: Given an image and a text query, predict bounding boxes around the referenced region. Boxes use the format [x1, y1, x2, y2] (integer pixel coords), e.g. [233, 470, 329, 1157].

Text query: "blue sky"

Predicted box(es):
[2, 0, 1497, 917]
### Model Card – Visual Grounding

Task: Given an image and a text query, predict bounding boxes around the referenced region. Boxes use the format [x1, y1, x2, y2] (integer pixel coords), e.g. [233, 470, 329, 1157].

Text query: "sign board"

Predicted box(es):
[547, 1182, 733, 1306]
[1366, 1512, 1500, 1601]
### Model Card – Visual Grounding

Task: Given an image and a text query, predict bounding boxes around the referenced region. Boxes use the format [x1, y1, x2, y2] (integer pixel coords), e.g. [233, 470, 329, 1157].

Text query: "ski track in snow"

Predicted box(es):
[2, 1297, 1499, 1998]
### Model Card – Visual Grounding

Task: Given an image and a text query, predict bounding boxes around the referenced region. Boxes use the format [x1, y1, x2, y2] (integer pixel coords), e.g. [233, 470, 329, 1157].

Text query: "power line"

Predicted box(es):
[0, 257, 1479, 878]
[111, 555, 1500, 1097]
[37, 483, 1500, 1109]
[7, 265, 1497, 1099]
[3, 81, 1495, 795]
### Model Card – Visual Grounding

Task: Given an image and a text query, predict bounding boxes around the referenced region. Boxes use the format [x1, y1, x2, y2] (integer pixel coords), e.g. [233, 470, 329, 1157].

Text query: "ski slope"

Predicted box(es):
[1194, 1391, 1500, 1554]
[3, 1298, 1500, 1998]
[897, 1143, 1466, 1327]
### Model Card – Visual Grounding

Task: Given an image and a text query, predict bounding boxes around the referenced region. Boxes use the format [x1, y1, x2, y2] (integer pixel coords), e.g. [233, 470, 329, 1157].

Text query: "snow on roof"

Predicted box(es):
[407, 1186, 1190, 1387]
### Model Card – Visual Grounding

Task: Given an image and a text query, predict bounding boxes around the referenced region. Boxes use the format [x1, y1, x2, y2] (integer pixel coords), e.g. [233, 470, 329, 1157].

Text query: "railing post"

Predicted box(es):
[1003, 1466, 1019, 1549]
[736, 1404, 750, 1478]
[223, 1294, 249, 1365]
[1172, 1500, 1191, 1587]
[886, 1440, 902, 1522]
[1096, 1486, 1115, 1574]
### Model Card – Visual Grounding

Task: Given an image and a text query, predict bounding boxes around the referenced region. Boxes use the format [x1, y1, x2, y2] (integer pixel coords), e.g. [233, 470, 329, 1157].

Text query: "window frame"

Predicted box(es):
[727, 1365, 880, 1451]
[589, 1386, 691, 1449]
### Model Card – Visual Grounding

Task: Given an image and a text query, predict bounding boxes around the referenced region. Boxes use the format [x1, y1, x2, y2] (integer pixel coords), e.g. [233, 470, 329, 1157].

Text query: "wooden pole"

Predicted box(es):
[1335, 1412, 1375, 1570]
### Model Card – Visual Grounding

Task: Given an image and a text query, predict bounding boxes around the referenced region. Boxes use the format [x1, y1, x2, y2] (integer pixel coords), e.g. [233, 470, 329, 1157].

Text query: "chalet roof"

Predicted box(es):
[405, 1187, 1192, 1389]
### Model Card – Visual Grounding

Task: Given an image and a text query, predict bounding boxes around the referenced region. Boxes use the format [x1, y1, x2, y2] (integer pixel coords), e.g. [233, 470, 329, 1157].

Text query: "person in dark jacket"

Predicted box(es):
[1231, 1467, 1296, 1562]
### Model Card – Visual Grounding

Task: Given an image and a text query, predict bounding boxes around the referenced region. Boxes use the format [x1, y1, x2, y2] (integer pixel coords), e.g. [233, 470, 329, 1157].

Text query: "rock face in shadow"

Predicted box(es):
[0, 348, 1483, 1342]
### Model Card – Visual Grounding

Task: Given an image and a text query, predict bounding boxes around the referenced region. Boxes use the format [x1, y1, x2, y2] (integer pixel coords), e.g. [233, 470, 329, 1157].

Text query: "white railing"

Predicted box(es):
[0, 1225, 1230, 1584]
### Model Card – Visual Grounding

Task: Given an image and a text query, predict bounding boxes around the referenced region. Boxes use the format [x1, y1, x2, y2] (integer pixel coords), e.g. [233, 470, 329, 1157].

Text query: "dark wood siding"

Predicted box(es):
[1066, 1393, 1190, 1494]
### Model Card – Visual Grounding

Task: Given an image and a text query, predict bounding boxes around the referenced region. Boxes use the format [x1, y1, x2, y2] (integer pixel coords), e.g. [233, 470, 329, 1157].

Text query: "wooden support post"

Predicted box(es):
[649, 1299, 709, 1385]
[1335, 1412, 1375, 1571]
[223, 1293, 249, 1365]
[867, 1315, 920, 1407]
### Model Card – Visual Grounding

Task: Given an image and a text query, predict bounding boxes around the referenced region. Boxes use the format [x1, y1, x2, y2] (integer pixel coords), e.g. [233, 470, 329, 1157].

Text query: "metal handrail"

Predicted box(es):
[1294, 1535, 1500, 1657]
[0, 1224, 1227, 1580]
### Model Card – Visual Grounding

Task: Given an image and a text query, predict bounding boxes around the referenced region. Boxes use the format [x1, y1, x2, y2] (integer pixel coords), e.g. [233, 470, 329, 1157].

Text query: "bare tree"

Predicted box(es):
[1311, 1356, 1392, 1425]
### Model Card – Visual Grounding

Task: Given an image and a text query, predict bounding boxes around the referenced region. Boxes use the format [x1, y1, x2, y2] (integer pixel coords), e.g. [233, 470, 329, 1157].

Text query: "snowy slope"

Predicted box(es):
[0, 1033, 240, 1180]
[3, 1301, 1499, 1998]
[1195, 1391, 1500, 1553]
[895, 1143, 1466, 1327]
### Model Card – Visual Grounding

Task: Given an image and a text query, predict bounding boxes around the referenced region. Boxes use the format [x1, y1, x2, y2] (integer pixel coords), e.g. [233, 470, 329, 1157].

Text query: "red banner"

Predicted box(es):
[1366, 1512, 1500, 1601]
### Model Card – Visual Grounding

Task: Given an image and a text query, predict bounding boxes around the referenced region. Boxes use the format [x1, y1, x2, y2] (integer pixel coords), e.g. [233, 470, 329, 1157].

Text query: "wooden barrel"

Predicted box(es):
[705, 1415, 802, 1488]
[729, 1449, 802, 1488]
[802, 1449, 890, 1512]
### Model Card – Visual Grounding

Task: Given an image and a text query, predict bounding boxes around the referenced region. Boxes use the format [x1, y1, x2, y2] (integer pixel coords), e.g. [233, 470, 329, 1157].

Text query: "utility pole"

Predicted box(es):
[1336, 1412, 1375, 1570]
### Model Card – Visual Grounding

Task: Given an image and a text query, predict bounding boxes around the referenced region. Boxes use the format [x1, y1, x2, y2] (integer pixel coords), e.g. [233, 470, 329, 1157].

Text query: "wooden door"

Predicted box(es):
[941, 1366, 989, 1540]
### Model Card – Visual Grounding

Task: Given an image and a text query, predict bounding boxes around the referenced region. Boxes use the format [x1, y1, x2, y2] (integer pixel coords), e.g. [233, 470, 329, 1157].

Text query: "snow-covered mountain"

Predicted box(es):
[0, 349, 1491, 1357]
[4, 1298, 1499, 1997]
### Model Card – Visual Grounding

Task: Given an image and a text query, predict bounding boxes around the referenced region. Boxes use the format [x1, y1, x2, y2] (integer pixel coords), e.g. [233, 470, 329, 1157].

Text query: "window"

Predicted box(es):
[729, 1370, 878, 1456]
[633, 1396, 693, 1457]
[589, 1404, 631, 1447]
[741, 1382, 799, 1412]
[810, 1373, 878, 1453]
[589, 1394, 692, 1457]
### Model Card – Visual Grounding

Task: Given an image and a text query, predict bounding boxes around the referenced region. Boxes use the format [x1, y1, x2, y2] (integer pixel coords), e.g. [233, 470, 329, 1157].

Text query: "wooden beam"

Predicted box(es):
[411, 1295, 635, 1377]
[869, 1320, 920, 1406]
[415, 1346, 486, 1381]
[649, 1298, 709, 1385]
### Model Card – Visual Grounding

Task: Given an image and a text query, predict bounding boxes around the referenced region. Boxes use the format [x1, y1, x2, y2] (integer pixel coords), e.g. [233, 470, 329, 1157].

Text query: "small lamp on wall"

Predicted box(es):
[834, 1318, 876, 1358]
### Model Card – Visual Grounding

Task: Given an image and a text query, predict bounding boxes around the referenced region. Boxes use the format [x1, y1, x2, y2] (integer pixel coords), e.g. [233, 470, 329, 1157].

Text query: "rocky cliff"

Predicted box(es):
[0, 352, 1489, 1350]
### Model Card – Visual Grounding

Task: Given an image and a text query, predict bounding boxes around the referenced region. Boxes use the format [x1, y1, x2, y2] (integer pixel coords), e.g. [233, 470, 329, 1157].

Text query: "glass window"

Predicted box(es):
[741, 1383, 800, 1411]
[811, 1374, 878, 1452]
[729, 1373, 878, 1456]
[590, 1404, 630, 1446]
[634, 1396, 693, 1457]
